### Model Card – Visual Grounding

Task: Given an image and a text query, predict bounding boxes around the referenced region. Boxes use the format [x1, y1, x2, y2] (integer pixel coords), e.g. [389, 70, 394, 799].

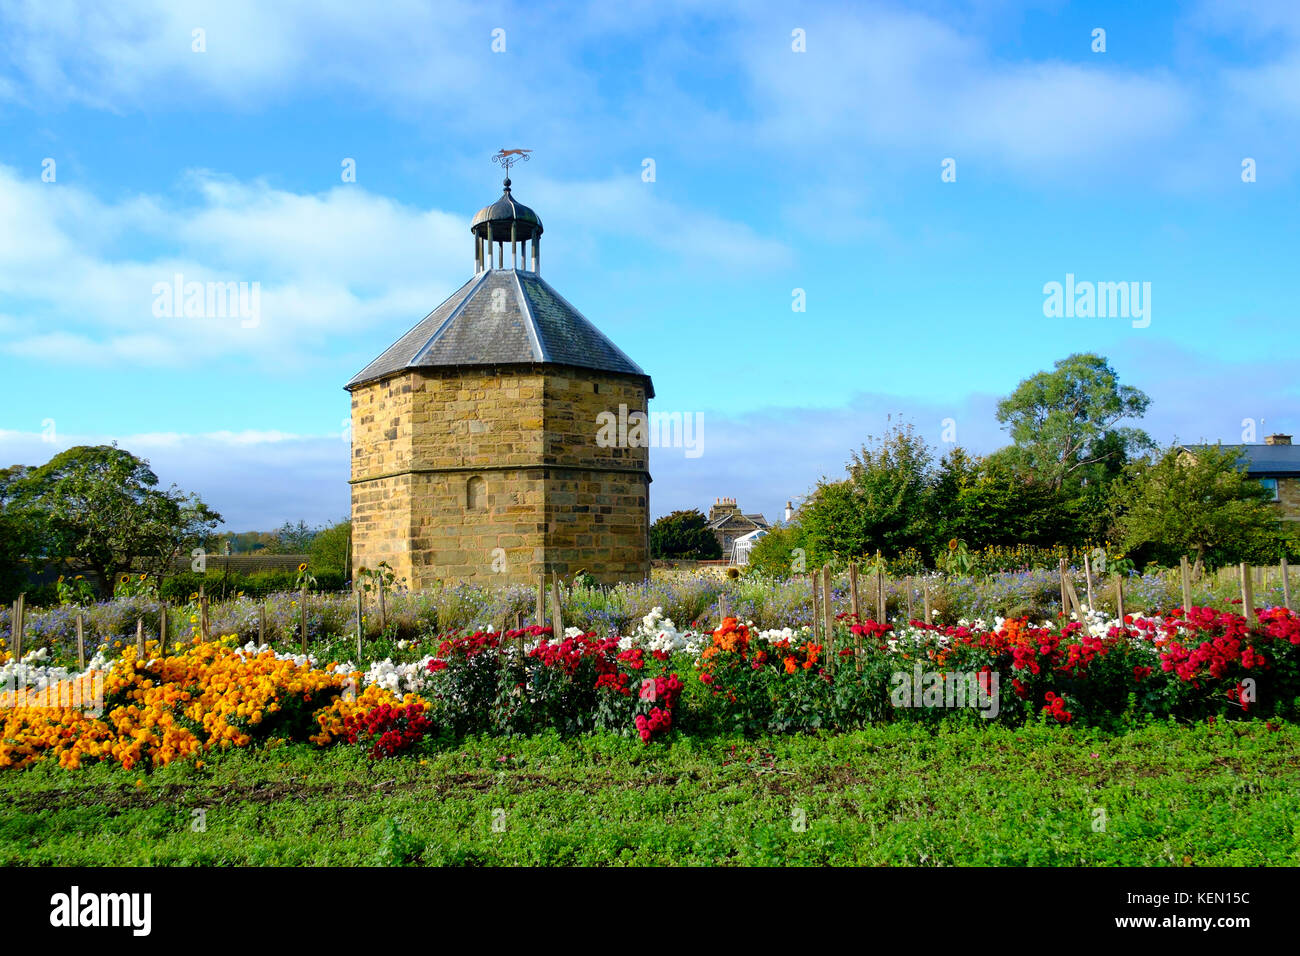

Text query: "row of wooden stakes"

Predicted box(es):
[5, 559, 1295, 671]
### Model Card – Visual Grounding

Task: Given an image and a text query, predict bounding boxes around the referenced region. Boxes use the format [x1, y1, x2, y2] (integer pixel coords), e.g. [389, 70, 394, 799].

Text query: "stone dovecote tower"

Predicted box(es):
[346, 172, 653, 587]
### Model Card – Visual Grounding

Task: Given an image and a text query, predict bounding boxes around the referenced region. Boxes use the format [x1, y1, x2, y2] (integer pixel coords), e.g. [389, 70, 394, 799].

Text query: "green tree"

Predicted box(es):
[936, 452, 1080, 552]
[8, 445, 222, 595]
[800, 423, 934, 564]
[267, 519, 316, 553]
[0, 466, 39, 600]
[650, 509, 722, 560]
[1112, 444, 1282, 574]
[996, 353, 1152, 492]
[745, 521, 809, 577]
[309, 519, 352, 574]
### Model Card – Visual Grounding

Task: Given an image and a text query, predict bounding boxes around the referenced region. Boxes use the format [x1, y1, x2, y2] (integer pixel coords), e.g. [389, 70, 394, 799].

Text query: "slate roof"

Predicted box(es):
[706, 512, 769, 532]
[1181, 443, 1300, 476]
[347, 269, 653, 394]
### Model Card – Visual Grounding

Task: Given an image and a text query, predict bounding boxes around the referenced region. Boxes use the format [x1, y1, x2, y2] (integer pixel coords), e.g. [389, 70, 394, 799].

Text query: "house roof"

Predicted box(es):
[347, 269, 653, 394]
[1181, 443, 1300, 477]
[707, 512, 769, 532]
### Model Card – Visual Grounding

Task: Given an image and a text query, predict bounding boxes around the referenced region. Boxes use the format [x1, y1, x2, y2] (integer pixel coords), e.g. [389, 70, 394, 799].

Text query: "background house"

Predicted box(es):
[1182, 433, 1299, 521]
[706, 497, 770, 559]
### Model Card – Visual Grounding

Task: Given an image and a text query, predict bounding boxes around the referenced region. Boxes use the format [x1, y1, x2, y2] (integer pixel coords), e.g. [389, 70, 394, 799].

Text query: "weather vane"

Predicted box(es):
[492, 148, 532, 175]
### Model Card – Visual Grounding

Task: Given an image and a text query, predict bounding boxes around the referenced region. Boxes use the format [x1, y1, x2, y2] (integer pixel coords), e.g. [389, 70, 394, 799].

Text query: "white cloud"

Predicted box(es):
[0, 164, 467, 367]
[741, 8, 1191, 175]
[0, 0, 589, 123]
[0, 163, 794, 370]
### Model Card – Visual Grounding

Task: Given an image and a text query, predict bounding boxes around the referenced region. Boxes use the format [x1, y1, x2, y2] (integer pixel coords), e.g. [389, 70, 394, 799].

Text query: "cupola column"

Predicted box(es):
[485, 223, 494, 272]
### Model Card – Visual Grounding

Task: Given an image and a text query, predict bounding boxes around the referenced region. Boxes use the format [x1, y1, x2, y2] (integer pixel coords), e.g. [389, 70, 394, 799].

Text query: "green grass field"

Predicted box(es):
[2, 721, 1297, 866]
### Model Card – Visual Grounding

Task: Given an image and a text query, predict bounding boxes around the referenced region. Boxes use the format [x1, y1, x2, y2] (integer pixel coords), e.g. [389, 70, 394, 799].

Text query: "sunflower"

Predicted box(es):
[297, 563, 308, 573]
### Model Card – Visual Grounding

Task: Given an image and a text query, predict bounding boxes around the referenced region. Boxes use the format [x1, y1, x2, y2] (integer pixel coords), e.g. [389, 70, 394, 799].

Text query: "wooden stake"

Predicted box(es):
[378, 582, 387, 634]
[1083, 556, 1095, 612]
[355, 586, 364, 659]
[300, 585, 309, 654]
[75, 613, 85, 670]
[536, 574, 547, 630]
[923, 578, 932, 624]
[199, 584, 209, 642]
[905, 575, 914, 622]
[136, 618, 145, 656]
[1059, 558, 1069, 618]
[822, 564, 834, 673]
[550, 573, 564, 635]
[810, 571, 821, 642]
[1240, 562, 1255, 626]
[1060, 560, 1082, 617]
[1180, 556, 1192, 614]
[719, 593, 730, 626]
[874, 567, 884, 624]
[1283, 557, 1293, 612]
[1115, 575, 1125, 624]
[258, 601, 267, 645]
[10, 595, 22, 660]
[849, 562, 860, 619]
[159, 603, 168, 657]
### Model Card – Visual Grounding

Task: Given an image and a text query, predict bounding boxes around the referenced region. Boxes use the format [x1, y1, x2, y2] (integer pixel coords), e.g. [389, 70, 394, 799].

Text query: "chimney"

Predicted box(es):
[784, 500, 793, 522]
[1265, 434, 1292, 446]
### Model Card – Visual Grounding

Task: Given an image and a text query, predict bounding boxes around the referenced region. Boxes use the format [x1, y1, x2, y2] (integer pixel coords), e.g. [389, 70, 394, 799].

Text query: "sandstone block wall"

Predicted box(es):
[349, 365, 650, 588]
[1277, 477, 1300, 522]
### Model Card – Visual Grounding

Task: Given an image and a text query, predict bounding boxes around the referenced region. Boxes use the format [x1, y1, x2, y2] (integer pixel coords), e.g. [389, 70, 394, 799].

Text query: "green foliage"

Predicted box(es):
[801, 423, 934, 565]
[3, 724, 1297, 865]
[1112, 444, 1289, 571]
[5, 444, 221, 596]
[745, 522, 809, 576]
[355, 561, 397, 594]
[309, 519, 351, 574]
[933, 450, 1081, 553]
[0, 466, 40, 603]
[935, 538, 975, 575]
[158, 568, 348, 602]
[112, 572, 158, 600]
[54, 574, 97, 606]
[373, 817, 425, 867]
[995, 352, 1152, 491]
[267, 520, 317, 554]
[650, 509, 721, 560]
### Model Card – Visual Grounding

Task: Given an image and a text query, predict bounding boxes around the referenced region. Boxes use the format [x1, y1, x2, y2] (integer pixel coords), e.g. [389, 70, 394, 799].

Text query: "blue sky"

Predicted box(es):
[1, 0, 1297, 531]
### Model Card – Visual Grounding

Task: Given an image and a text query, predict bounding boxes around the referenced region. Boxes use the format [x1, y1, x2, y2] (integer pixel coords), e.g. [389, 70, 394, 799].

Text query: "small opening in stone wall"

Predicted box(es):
[467, 475, 487, 511]
[593, 382, 600, 393]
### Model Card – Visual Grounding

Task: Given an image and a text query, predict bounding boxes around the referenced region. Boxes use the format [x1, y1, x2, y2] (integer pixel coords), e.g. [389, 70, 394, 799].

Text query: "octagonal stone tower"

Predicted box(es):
[346, 176, 653, 587]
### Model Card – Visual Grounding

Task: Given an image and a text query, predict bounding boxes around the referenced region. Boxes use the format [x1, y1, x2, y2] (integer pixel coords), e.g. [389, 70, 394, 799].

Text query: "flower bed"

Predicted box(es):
[2, 604, 1298, 772]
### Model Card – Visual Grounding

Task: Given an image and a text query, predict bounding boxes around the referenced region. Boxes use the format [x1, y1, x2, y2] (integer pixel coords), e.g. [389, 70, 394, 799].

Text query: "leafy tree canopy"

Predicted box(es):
[650, 509, 722, 560]
[7, 444, 221, 595]
[996, 353, 1152, 491]
[1111, 443, 1287, 573]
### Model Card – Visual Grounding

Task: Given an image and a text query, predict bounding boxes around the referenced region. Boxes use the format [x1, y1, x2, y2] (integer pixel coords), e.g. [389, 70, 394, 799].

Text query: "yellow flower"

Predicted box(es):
[297, 563, 308, 573]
